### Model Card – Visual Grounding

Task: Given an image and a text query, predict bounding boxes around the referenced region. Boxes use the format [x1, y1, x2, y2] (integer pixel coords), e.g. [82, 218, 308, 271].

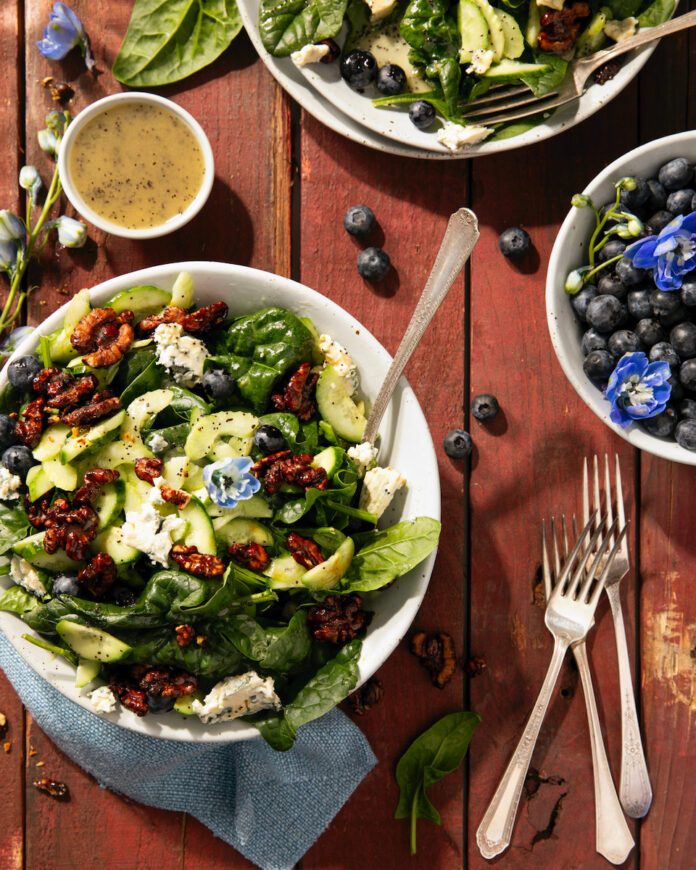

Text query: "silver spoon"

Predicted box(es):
[363, 207, 479, 445]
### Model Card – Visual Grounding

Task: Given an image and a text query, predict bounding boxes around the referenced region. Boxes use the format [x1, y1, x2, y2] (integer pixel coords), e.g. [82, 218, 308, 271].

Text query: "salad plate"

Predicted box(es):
[0, 261, 440, 742]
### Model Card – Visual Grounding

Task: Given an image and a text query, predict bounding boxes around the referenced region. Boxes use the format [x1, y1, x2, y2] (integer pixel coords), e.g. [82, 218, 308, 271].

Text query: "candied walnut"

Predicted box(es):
[60, 392, 121, 427]
[40, 498, 99, 561]
[228, 542, 270, 571]
[181, 301, 228, 333]
[307, 594, 367, 643]
[171, 545, 225, 577]
[594, 59, 621, 85]
[109, 673, 149, 716]
[133, 664, 198, 698]
[251, 450, 292, 476]
[175, 624, 196, 647]
[70, 307, 135, 368]
[26, 493, 53, 528]
[33, 778, 69, 800]
[348, 677, 383, 715]
[14, 397, 45, 448]
[538, 3, 590, 53]
[33, 367, 98, 410]
[134, 457, 165, 484]
[159, 484, 191, 508]
[77, 553, 117, 598]
[73, 468, 119, 506]
[411, 631, 457, 689]
[252, 451, 327, 495]
[465, 655, 487, 678]
[271, 363, 318, 421]
[286, 532, 324, 569]
[138, 305, 186, 333]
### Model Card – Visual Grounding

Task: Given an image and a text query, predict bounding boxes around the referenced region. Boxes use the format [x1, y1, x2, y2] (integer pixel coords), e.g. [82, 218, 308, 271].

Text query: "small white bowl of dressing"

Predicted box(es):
[58, 92, 214, 240]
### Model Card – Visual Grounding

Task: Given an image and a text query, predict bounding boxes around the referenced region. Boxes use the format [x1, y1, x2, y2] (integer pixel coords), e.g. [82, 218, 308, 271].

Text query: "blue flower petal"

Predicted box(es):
[624, 236, 656, 266]
[682, 211, 696, 233]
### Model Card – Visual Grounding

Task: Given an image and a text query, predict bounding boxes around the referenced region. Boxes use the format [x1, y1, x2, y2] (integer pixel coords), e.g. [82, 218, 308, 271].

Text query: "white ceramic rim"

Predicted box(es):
[57, 93, 215, 239]
[0, 261, 440, 741]
[546, 130, 696, 465]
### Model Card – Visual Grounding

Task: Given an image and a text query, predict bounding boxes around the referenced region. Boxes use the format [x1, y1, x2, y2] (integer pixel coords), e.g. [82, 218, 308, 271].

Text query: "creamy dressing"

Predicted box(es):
[68, 102, 205, 230]
[354, 24, 430, 93]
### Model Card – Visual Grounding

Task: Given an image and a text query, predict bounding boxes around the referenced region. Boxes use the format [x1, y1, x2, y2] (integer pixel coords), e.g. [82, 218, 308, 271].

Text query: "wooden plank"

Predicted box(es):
[297, 113, 468, 867]
[467, 83, 642, 869]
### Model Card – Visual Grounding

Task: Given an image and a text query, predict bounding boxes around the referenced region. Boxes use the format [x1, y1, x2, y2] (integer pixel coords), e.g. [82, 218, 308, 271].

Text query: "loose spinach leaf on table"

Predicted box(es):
[0, 502, 30, 555]
[113, 0, 243, 87]
[259, 0, 349, 56]
[395, 711, 481, 854]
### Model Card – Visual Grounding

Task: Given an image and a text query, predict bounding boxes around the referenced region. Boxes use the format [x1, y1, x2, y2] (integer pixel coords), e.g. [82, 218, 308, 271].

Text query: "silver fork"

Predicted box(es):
[542, 517, 634, 865]
[583, 455, 652, 818]
[462, 10, 696, 127]
[477, 513, 629, 860]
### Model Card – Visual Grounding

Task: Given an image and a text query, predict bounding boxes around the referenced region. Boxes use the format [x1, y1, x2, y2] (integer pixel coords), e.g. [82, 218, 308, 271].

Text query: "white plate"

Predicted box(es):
[240, 0, 665, 157]
[0, 262, 440, 741]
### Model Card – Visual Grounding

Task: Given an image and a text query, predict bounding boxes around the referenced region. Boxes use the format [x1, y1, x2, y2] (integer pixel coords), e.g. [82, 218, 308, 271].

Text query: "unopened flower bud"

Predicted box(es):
[45, 109, 68, 137]
[0, 210, 26, 243]
[0, 240, 19, 273]
[571, 194, 592, 209]
[37, 128, 59, 158]
[55, 215, 87, 248]
[565, 269, 585, 294]
[618, 176, 637, 191]
[19, 165, 42, 198]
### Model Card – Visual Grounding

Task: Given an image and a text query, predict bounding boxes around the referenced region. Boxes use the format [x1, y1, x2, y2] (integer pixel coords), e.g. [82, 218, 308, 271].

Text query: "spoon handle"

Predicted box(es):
[363, 207, 479, 444]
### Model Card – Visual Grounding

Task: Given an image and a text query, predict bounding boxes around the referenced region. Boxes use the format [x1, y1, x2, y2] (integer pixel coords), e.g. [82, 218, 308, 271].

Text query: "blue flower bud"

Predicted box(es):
[0, 210, 26, 244]
[55, 216, 87, 248]
[564, 269, 585, 294]
[37, 4, 95, 71]
[37, 128, 59, 158]
[19, 165, 42, 198]
[0, 241, 19, 274]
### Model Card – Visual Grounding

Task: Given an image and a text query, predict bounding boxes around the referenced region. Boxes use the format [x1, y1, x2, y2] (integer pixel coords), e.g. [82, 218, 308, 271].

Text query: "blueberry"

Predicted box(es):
[443, 429, 472, 459]
[668, 375, 684, 402]
[471, 393, 499, 421]
[408, 100, 436, 130]
[658, 157, 693, 190]
[51, 574, 81, 596]
[571, 285, 597, 321]
[2, 444, 34, 479]
[498, 227, 531, 258]
[659, 304, 688, 328]
[627, 288, 653, 320]
[340, 49, 377, 89]
[597, 238, 626, 263]
[651, 289, 682, 319]
[615, 257, 644, 287]
[675, 419, 696, 451]
[253, 424, 287, 455]
[586, 295, 626, 333]
[598, 272, 627, 299]
[681, 278, 696, 307]
[646, 179, 667, 211]
[0, 414, 17, 450]
[582, 328, 608, 355]
[679, 358, 696, 391]
[146, 694, 175, 714]
[647, 210, 675, 234]
[607, 329, 641, 356]
[583, 350, 615, 383]
[357, 247, 390, 281]
[620, 177, 649, 210]
[670, 322, 696, 358]
[666, 189, 695, 216]
[202, 369, 236, 401]
[680, 398, 696, 419]
[649, 341, 680, 368]
[641, 406, 677, 437]
[633, 319, 665, 347]
[7, 355, 42, 392]
[343, 205, 375, 238]
[376, 64, 406, 96]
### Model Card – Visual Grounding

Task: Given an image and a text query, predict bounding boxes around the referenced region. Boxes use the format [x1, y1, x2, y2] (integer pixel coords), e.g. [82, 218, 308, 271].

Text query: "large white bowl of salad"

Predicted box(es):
[0, 262, 440, 746]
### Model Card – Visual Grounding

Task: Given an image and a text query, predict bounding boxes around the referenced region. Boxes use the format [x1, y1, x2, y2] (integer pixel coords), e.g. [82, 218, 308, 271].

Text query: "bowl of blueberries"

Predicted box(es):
[547, 131, 696, 464]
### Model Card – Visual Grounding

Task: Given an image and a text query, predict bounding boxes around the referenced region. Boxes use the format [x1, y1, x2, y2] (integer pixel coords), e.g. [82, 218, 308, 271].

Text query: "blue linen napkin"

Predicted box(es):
[0, 630, 377, 870]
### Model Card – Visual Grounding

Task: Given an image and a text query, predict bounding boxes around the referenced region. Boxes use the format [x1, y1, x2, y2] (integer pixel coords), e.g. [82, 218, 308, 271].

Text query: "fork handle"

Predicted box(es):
[572, 641, 635, 864]
[476, 638, 568, 859]
[605, 583, 653, 818]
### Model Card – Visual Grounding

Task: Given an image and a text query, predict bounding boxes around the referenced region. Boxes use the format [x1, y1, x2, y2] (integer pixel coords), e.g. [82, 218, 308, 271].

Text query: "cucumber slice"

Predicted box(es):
[43, 458, 78, 491]
[56, 620, 131, 662]
[122, 389, 174, 443]
[470, 0, 505, 60]
[214, 518, 273, 547]
[26, 465, 53, 501]
[458, 0, 490, 63]
[301, 537, 354, 590]
[208, 493, 273, 521]
[184, 411, 258, 461]
[482, 58, 551, 80]
[207, 437, 253, 461]
[75, 658, 101, 688]
[13, 532, 78, 571]
[173, 689, 205, 715]
[92, 438, 153, 469]
[170, 272, 194, 309]
[312, 446, 342, 479]
[67, 357, 120, 389]
[525, 0, 541, 47]
[33, 423, 71, 462]
[163, 455, 190, 489]
[179, 495, 216, 555]
[119, 468, 152, 512]
[60, 410, 126, 464]
[104, 286, 172, 323]
[264, 553, 307, 589]
[497, 8, 524, 59]
[48, 288, 91, 363]
[93, 479, 126, 531]
[92, 525, 140, 564]
[315, 366, 366, 443]
[181, 463, 205, 493]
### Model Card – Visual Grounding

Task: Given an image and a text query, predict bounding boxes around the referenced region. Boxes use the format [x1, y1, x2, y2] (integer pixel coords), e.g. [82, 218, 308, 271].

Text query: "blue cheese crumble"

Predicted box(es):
[10, 555, 48, 598]
[192, 671, 282, 724]
[90, 685, 117, 714]
[0, 467, 22, 500]
[120, 503, 187, 566]
[359, 466, 406, 518]
[347, 441, 379, 477]
[319, 334, 359, 393]
[154, 322, 209, 388]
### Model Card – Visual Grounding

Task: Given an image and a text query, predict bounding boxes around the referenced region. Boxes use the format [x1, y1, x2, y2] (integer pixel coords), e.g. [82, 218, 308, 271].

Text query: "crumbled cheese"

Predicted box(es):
[536, 0, 564, 9]
[466, 49, 495, 76]
[291, 43, 330, 66]
[604, 16, 637, 42]
[193, 672, 282, 724]
[120, 502, 187, 566]
[319, 334, 359, 392]
[0, 467, 21, 500]
[148, 432, 169, 454]
[359, 466, 406, 518]
[148, 476, 166, 505]
[10, 555, 47, 598]
[364, 0, 397, 20]
[347, 441, 379, 477]
[436, 121, 493, 151]
[153, 322, 209, 388]
[90, 686, 117, 714]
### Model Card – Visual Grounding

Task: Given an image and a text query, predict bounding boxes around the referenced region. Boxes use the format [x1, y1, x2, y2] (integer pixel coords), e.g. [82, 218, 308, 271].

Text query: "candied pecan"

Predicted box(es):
[77, 553, 117, 597]
[348, 677, 383, 716]
[138, 305, 186, 333]
[109, 673, 149, 716]
[410, 631, 457, 689]
[253, 451, 327, 495]
[14, 397, 45, 447]
[41, 498, 99, 561]
[465, 655, 487, 678]
[70, 307, 135, 368]
[83, 324, 134, 368]
[26, 493, 53, 528]
[33, 367, 98, 410]
[175, 624, 196, 647]
[271, 363, 318, 421]
[181, 301, 228, 333]
[251, 450, 293, 475]
[171, 545, 225, 577]
[159, 484, 191, 508]
[538, 3, 590, 53]
[307, 594, 367, 643]
[60, 393, 121, 427]
[134, 457, 165, 484]
[594, 59, 621, 85]
[228, 542, 270, 571]
[133, 665, 198, 698]
[33, 778, 69, 800]
[286, 532, 324, 569]
[318, 38, 340, 62]
[73, 468, 119, 506]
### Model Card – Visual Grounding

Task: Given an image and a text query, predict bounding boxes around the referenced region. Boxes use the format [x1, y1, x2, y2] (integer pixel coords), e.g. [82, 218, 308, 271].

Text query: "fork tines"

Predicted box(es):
[462, 85, 560, 123]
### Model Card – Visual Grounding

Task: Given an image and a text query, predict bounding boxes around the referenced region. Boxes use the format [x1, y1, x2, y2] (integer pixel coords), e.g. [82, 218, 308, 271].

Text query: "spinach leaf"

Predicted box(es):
[342, 517, 441, 592]
[217, 613, 269, 660]
[113, 0, 243, 87]
[21, 632, 78, 667]
[259, 0, 349, 56]
[400, 0, 460, 110]
[260, 610, 311, 671]
[0, 503, 30, 555]
[124, 624, 244, 676]
[253, 712, 297, 751]
[0, 586, 41, 620]
[144, 423, 190, 452]
[258, 412, 300, 448]
[520, 53, 568, 97]
[607, 0, 642, 17]
[0, 383, 19, 415]
[638, 0, 674, 26]
[395, 711, 481, 854]
[118, 358, 163, 408]
[158, 385, 211, 425]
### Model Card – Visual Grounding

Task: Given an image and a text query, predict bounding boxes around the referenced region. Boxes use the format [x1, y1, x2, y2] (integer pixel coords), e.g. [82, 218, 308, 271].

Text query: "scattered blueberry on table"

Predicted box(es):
[443, 429, 472, 459]
[408, 101, 436, 131]
[498, 227, 531, 258]
[357, 247, 390, 282]
[344, 205, 376, 238]
[471, 394, 499, 422]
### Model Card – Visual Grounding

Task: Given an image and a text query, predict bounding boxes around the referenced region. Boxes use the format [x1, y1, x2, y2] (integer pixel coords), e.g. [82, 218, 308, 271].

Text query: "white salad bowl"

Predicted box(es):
[546, 130, 696, 465]
[0, 262, 440, 741]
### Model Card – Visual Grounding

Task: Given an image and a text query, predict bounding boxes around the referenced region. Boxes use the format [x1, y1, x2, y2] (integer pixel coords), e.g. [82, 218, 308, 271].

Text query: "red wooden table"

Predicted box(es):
[1, 2, 695, 868]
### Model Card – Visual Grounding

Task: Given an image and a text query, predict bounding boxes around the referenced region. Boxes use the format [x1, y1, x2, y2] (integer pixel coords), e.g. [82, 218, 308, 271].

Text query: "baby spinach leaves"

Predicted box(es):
[637, 0, 674, 26]
[0, 503, 31, 554]
[395, 711, 481, 854]
[113, 0, 243, 87]
[259, 0, 349, 56]
[400, 0, 461, 111]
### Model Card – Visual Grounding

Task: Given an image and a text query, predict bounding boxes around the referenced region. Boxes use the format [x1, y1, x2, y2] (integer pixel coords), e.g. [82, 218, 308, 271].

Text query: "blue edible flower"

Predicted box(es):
[605, 352, 672, 428]
[203, 457, 261, 509]
[624, 211, 696, 291]
[37, 3, 95, 71]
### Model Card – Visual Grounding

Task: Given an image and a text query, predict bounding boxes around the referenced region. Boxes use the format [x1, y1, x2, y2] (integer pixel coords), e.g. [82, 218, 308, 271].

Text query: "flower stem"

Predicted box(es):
[582, 253, 623, 285]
